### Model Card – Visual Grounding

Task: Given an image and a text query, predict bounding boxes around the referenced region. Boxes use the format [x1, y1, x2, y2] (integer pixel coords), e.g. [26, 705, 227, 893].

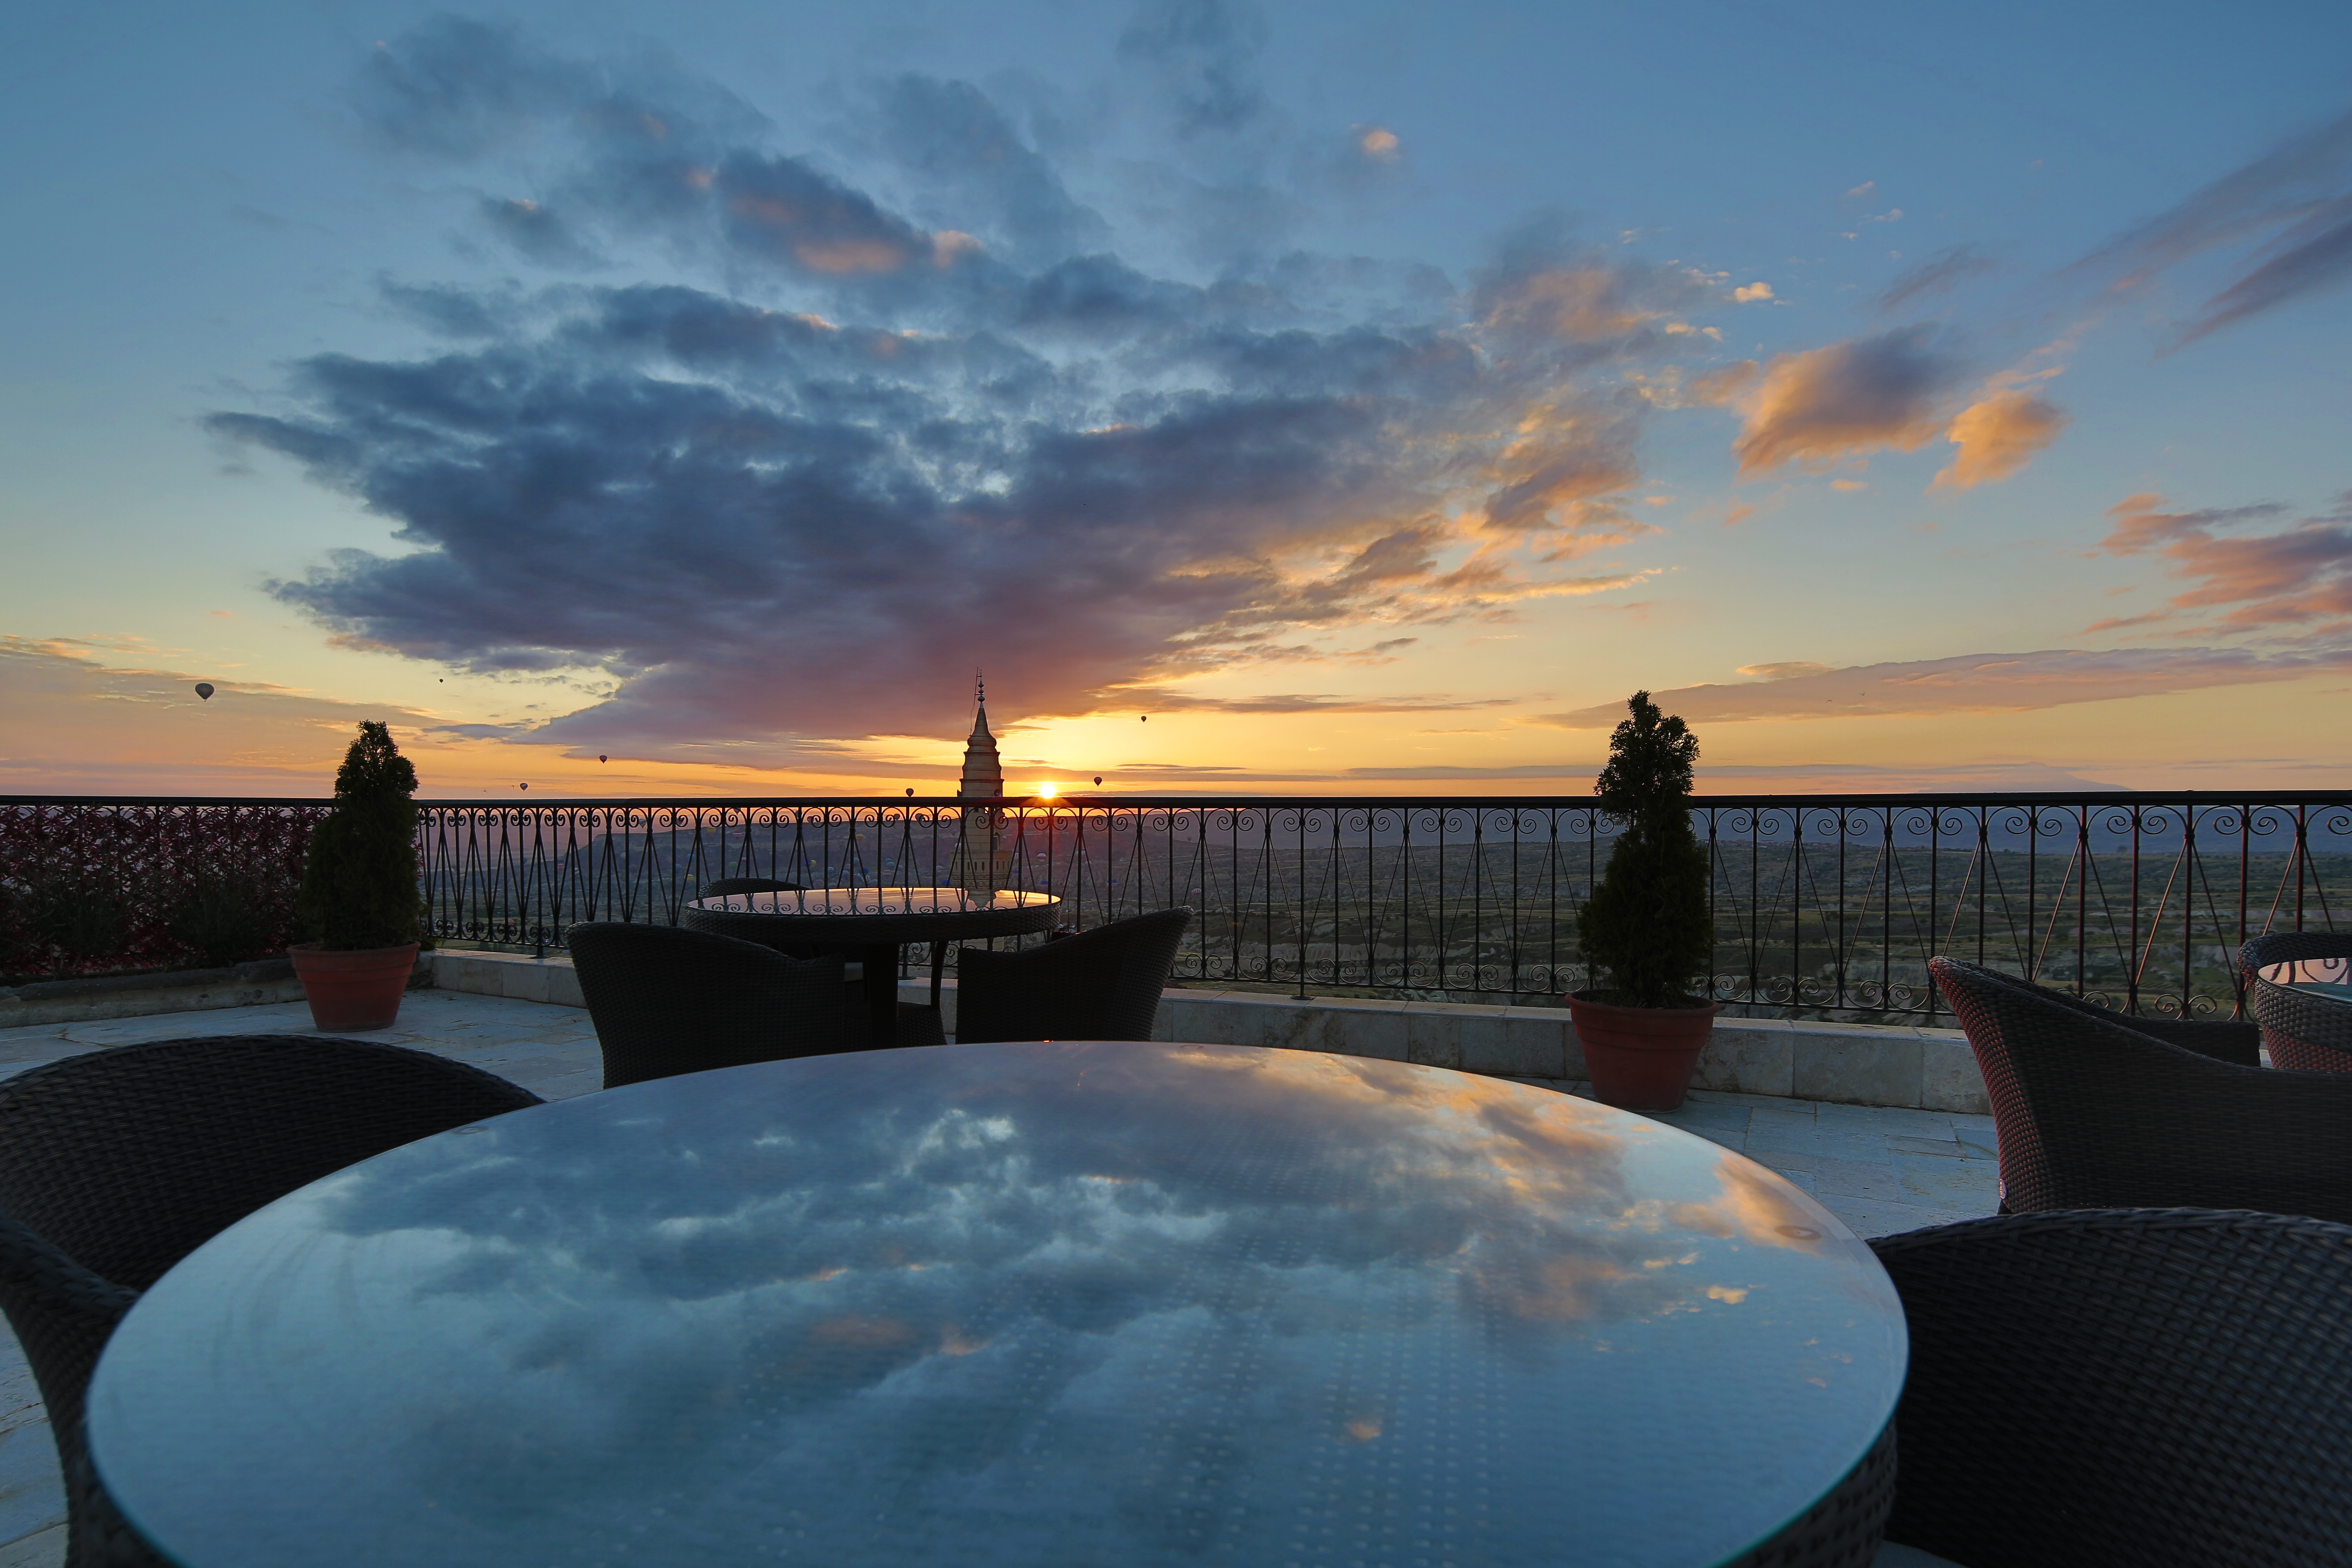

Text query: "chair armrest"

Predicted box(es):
[2128, 1015, 2262, 1067]
[0, 1209, 138, 1325]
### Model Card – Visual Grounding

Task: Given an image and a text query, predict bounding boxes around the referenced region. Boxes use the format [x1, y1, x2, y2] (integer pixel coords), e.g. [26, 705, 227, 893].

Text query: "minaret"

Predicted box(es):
[957, 673, 1004, 800]
[952, 674, 1006, 891]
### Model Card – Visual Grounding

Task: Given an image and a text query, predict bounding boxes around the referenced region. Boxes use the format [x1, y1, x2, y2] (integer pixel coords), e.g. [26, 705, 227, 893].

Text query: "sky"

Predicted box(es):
[4, 0, 2350, 799]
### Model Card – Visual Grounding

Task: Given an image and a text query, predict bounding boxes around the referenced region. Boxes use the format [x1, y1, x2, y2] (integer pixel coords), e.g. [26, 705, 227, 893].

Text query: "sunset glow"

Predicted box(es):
[4, 4, 2347, 797]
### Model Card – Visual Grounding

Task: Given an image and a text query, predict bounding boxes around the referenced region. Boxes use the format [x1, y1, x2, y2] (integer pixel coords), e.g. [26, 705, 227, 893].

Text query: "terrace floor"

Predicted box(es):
[0, 993, 1999, 1565]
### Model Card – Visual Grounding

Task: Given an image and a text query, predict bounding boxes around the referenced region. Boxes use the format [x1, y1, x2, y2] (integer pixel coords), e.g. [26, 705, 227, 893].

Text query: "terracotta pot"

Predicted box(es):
[288, 942, 419, 1032]
[1566, 991, 1718, 1112]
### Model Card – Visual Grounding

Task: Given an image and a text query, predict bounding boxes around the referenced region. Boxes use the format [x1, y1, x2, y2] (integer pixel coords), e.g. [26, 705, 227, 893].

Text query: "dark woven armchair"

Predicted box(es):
[566, 921, 848, 1085]
[1929, 957, 2352, 1222]
[679, 882, 944, 1047]
[955, 907, 1192, 1044]
[1989, 970, 2260, 1065]
[2240, 930, 2352, 1072]
[0, 1035, 542, 1568]
[1869, 1208, 2352, 1567]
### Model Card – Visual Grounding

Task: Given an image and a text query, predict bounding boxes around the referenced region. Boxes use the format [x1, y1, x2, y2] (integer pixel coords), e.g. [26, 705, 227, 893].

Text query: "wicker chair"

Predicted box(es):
[566, 921, 849, 1085]
[675, 884, 944, 1049]
[1722, 1425, 1896, 1568]
[954, 908, 1191, 1044]
[0, 1035, 542, 1568]
[1993, 972, 2261, 1065]
[1929, 957, 2352, 1223]
[1869, 1208, 2352, 1566]
[2240, 931, 2352, 1072]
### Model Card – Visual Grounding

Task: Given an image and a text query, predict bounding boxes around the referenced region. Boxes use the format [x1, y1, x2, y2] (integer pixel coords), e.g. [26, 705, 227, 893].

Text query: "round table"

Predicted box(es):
[681, 886, 1058, 1049]
[89, 1042, 1907, 1568]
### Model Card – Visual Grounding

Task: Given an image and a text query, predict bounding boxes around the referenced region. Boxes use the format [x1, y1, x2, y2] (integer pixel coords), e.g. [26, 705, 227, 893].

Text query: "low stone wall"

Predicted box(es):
[4, 947, 1990, 1115]
[0, 958, 312, 1028]
[424, 951, 1990, 1115]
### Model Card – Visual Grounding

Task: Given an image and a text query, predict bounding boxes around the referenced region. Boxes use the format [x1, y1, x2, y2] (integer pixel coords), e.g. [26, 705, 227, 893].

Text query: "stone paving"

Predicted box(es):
[0, 993, 1998, 1562]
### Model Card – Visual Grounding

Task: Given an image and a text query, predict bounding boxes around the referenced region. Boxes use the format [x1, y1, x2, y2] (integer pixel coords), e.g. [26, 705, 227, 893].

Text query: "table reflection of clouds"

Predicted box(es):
[91, 1042, 1903, 1568]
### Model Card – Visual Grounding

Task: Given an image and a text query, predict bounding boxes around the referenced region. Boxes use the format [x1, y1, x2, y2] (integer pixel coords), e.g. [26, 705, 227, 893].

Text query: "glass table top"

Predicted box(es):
[690, 886, 1057, 916]
[89, 1042, 1904, 1568]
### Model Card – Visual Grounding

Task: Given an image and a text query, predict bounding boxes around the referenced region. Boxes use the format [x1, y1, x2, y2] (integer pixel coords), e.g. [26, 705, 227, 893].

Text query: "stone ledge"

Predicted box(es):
[412, 949, 1990, 1114]
[0, 951, 444, 1030]
[0, 958, 309, 1029]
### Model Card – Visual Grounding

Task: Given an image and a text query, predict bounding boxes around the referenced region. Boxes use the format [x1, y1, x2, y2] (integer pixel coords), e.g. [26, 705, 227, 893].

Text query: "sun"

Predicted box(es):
[1037, 782, 1058, 799]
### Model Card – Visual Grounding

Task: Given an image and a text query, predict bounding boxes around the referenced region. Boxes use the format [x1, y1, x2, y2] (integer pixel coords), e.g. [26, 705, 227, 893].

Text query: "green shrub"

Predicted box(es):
[1577, 691, 1713, 1008]
[296, 721, 423, 951]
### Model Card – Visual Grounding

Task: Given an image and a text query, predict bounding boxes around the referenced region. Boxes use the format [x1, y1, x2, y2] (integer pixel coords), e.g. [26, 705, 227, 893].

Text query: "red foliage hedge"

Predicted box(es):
[0, 803, 330, 983]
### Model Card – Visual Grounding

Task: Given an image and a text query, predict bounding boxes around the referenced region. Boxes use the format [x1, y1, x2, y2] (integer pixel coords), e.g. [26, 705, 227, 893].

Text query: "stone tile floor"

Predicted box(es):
[0, 993, 1998, 1562]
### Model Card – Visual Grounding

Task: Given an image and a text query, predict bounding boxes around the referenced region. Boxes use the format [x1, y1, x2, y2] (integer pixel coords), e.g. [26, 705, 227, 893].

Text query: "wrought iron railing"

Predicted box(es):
[6, 792, 2346, 1022]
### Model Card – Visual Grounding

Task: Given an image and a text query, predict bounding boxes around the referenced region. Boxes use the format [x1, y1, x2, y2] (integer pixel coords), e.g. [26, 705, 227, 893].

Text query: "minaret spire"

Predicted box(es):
[958, 672, 1004, 800]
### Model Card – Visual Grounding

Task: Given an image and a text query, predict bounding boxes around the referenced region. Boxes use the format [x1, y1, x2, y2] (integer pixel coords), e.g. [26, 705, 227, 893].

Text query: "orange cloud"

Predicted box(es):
[929, 230, 984, 267]
[2094, 491, 2352, 633]
[1485, 265, 1662, 341]
[1730, 328, 1958, 474]
[792, 238, 913, 274]
[0, 638, 887, 796]
[1934, 388, 2069, 490]
[1529, 646, 2341, 727]
[1687, 361, 1761, 406]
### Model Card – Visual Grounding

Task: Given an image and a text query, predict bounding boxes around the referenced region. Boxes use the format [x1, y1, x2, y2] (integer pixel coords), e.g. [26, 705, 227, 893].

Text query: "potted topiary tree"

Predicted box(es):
[288, 721, 423, 1031]
[1568, 691, 1717, 1111]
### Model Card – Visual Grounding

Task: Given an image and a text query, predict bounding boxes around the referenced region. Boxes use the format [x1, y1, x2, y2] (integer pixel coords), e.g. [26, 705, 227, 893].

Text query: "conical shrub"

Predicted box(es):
[296, 721, 422, 951]
[1577, 691, 1713, 1007]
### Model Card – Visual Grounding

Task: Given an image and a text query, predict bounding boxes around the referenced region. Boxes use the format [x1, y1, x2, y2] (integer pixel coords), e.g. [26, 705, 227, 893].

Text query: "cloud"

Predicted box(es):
[1528, 646, 2345, 728]
[2092, 490, 2352, 634]
[1933, 387, 2069, 490]
[480, 197, 603, 267]
[852, 74, 1109, 264]
[1726, 329, 2066, 489]
[378, 280, 526, 338]
[1118, 0, 1272, 140]
[1729, 327, 1962, 474]
[209, 24, 1753, 761]
[1134, 691, 1516, 714]
[1878, 244, 1997, 312]
[1730, 281, 1773, 303]
[0, 639, 904, 795]
[2185, 207, 2352, 341]
[1471, 222, 1715, 354]
[2077, 107, 2352, 341]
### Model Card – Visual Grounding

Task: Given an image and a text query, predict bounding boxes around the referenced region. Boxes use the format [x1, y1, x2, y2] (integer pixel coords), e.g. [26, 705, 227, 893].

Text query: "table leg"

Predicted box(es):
[860, 942, 900, 1049]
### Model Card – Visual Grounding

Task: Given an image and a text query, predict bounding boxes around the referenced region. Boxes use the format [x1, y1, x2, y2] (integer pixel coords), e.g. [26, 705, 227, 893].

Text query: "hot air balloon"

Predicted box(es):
[599, 755, 607, 764]
[519, 782, 529, 791]
[905, 788, 914, 797]
[1140, 715, 1147, 722]
[194, 683, 214, 701]
[1094, 776, 1102, 786]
